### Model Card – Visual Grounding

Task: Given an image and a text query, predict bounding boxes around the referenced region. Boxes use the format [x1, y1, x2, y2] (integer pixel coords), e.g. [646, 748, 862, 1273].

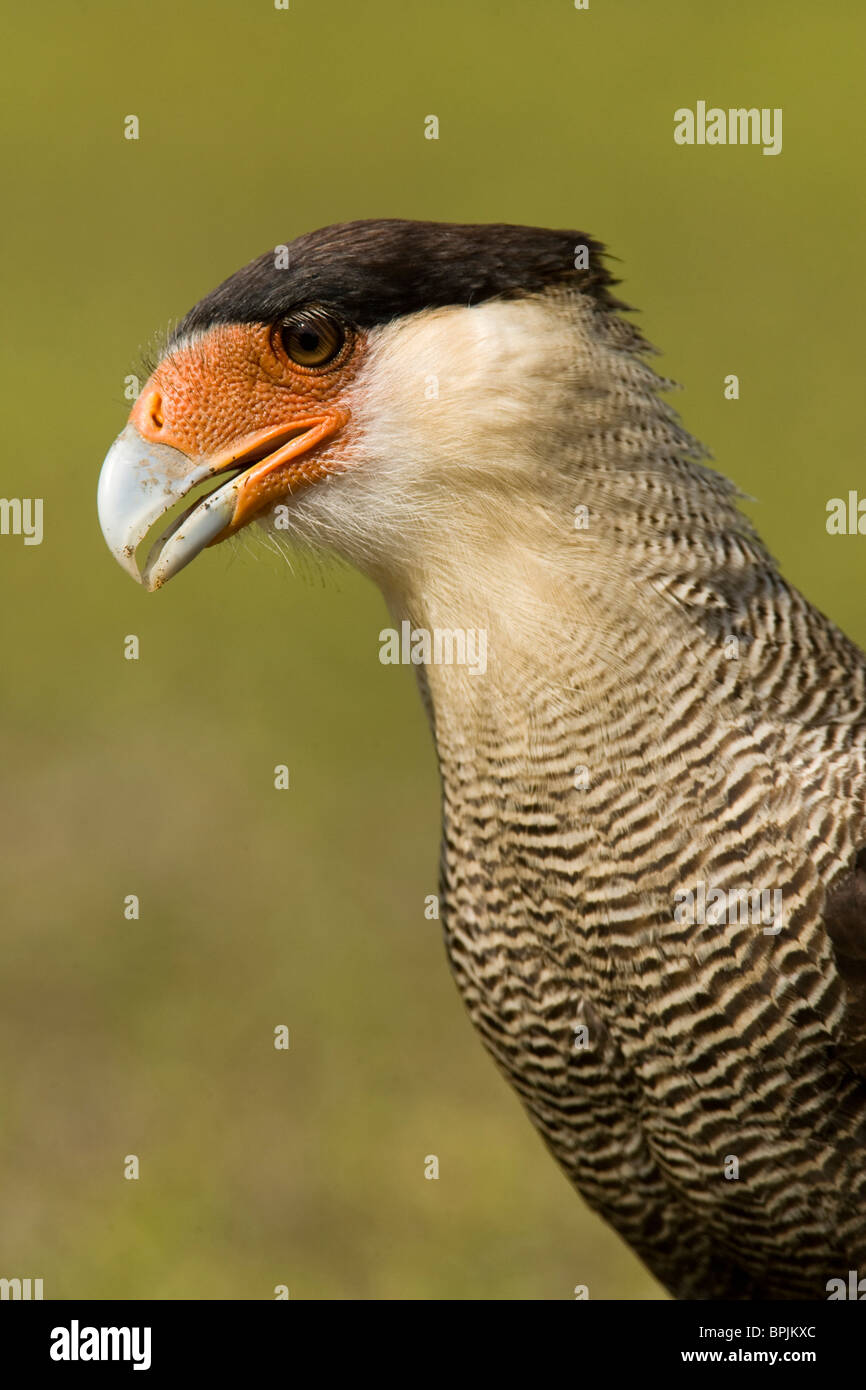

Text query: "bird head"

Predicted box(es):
[97, 220, 623, 593]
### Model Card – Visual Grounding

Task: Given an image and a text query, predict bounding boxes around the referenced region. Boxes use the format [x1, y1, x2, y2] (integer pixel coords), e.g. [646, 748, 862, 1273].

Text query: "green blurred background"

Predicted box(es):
[0, 0, 863, 1300]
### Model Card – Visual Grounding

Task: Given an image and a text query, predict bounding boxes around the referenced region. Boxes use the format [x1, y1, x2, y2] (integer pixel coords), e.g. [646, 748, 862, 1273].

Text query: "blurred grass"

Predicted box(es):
[0, 0, 863, 1299]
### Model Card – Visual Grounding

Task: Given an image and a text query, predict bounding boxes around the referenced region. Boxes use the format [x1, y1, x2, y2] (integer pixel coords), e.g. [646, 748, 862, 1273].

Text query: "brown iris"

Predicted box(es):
[279, 308, 346, 368]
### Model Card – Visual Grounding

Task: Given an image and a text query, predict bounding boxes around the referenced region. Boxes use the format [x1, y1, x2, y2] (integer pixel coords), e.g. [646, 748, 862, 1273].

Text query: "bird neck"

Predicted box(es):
[363, 288, 765, 749]
[378, 445, 757, 777]
[381, 505, 692, 789]
[358, 290, 862, 808]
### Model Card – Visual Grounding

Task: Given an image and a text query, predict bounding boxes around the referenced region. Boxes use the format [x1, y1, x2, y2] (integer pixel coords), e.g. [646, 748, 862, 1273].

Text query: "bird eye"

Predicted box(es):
[279, 309, 345, 368]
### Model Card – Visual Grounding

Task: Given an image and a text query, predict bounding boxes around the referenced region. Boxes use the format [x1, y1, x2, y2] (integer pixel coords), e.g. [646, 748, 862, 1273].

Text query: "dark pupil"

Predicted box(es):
[298, 329, 320, 353]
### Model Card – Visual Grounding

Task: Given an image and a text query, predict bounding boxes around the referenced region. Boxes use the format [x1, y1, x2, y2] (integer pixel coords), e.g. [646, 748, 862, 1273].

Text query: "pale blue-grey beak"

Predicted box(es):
[97, 424, 242, 590]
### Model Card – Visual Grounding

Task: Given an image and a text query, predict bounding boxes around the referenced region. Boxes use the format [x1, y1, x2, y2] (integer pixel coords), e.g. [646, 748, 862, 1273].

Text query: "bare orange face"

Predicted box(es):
[132, 315, 365, 533]
[98, 307, 367, 587]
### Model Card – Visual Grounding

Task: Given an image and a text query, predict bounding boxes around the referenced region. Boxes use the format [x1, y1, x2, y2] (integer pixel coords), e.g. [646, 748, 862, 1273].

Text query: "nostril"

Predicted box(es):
[147, 390, 164, 431]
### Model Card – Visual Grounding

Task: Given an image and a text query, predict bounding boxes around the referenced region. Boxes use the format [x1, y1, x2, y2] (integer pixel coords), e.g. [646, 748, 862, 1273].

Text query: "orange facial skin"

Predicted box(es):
[129, 321, 365, 534]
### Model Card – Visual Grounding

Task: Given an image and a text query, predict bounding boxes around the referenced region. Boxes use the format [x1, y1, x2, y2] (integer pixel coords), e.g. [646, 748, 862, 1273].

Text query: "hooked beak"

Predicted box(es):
[97, 412, 346, 590]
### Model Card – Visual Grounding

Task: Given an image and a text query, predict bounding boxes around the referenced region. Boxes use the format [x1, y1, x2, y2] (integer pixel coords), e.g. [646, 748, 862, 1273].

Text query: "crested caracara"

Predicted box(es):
[98, 219, 866, 1300]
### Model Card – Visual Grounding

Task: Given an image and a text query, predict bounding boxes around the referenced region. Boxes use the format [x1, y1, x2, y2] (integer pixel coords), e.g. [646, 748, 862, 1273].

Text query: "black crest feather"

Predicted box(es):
[172, 219, 618, 343]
